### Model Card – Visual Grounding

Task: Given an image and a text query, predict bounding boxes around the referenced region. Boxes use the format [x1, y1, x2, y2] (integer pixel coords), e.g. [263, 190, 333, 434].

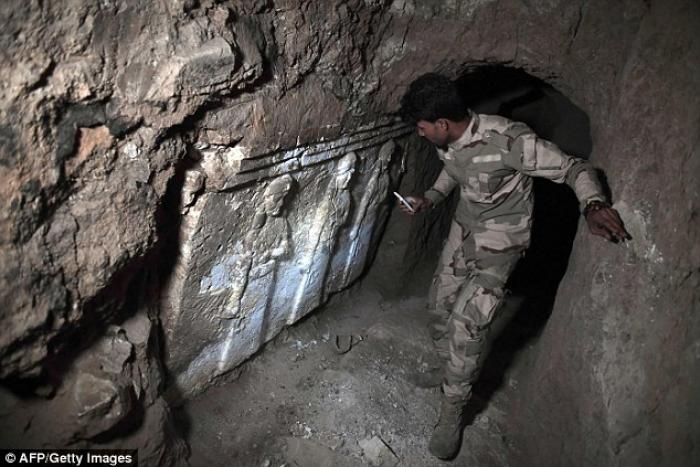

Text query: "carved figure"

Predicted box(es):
[218, 175, 294, 371]
[289, 153, 356, 323]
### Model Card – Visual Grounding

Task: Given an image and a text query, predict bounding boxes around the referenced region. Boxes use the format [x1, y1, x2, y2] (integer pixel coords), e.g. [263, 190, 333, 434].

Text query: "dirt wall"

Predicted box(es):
[0, 0, 697, 465]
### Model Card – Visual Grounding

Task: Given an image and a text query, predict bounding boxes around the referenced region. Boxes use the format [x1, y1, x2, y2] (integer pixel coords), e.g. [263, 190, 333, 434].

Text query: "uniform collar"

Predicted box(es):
[447, 111, 479, 151]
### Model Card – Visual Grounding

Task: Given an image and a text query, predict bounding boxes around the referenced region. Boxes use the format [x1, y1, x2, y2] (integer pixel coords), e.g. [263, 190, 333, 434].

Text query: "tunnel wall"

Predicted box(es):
[507, 2, 700, 466]
[0, 0, 697, 465]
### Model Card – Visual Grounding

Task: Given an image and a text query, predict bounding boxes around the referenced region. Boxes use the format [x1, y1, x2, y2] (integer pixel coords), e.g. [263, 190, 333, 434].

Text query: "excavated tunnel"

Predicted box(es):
[170, 65, 600, 466]
[0, 1, 698, 467]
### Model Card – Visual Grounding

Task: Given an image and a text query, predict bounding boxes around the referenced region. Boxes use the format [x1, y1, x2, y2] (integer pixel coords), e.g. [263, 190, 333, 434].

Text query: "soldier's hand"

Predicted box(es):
[399, 195, 433, 216]
[585, 206, 632, 242]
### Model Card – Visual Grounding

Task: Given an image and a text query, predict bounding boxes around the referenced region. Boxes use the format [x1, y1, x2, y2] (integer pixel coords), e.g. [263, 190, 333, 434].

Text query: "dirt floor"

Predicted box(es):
[174, 213, 525, 467]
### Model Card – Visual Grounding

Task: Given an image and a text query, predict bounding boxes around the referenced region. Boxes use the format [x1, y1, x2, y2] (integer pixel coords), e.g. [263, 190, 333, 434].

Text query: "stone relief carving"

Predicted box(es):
[289, 152, 357, 324]
[163, 126, 404, 396]
[217, 175, 294, 373]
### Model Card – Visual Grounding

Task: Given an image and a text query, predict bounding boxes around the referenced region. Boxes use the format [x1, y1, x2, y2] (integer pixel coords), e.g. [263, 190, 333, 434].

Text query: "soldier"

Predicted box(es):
[398, 73, 630, 460]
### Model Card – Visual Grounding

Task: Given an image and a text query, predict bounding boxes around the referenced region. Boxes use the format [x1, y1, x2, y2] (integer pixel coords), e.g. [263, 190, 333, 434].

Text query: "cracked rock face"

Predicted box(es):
[1, 0, 698, 466]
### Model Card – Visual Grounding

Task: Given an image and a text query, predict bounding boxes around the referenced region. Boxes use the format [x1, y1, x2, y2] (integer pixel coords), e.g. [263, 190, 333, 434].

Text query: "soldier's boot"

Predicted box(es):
[428, 396, 467, 460]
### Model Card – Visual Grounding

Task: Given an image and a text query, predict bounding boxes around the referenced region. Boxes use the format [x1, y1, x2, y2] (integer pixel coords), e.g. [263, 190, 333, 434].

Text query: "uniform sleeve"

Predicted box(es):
[502, 124, 606, 210]
[424, 167, 458, 204]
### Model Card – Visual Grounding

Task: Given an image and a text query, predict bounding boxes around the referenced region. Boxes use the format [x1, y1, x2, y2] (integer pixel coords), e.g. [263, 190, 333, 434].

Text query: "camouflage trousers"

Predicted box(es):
[428, 219, 524, 400]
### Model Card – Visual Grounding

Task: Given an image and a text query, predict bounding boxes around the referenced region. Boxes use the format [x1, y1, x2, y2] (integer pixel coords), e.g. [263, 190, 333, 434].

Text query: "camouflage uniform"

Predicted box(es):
[424, 112, 605, 400]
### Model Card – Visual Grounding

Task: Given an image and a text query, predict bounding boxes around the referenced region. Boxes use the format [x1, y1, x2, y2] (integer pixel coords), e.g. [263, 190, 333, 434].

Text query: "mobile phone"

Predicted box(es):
[393, 191, 415, 213]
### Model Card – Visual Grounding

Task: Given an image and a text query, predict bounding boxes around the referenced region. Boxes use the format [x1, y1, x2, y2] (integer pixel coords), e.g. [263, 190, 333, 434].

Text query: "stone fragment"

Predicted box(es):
[95, 327, 134, 375]
[73, 373, 131, 438]
[359, 435, 399, 467]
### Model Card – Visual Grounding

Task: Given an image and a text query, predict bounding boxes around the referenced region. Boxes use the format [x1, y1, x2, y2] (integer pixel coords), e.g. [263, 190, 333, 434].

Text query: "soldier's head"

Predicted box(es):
[399, 73, 470, 147]
[263, 174, 294, 217]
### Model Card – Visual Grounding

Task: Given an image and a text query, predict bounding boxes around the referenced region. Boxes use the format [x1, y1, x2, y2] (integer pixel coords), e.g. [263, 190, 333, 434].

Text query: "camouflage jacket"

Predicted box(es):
[424, 112, 605, 251]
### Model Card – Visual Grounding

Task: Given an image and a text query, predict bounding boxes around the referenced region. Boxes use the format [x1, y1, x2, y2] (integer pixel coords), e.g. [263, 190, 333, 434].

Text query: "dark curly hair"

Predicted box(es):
[399, 73, 469, 125]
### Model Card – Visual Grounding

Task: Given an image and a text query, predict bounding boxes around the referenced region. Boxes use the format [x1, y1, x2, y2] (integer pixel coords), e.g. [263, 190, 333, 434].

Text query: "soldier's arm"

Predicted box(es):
[502, 123, 604, 206]
[398, 167, 457, 216]
[503, 124, 631, 242]
[424, 168, 458, 205]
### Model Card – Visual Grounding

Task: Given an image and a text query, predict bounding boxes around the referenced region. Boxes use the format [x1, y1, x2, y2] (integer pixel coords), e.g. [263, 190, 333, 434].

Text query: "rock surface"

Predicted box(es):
[507, 2, 700, 466]
[0, 0, 697, 465]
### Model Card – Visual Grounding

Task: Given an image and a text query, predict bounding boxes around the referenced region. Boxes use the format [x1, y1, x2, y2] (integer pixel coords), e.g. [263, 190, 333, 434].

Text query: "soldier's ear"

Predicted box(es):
[436, 118, 449, 131]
